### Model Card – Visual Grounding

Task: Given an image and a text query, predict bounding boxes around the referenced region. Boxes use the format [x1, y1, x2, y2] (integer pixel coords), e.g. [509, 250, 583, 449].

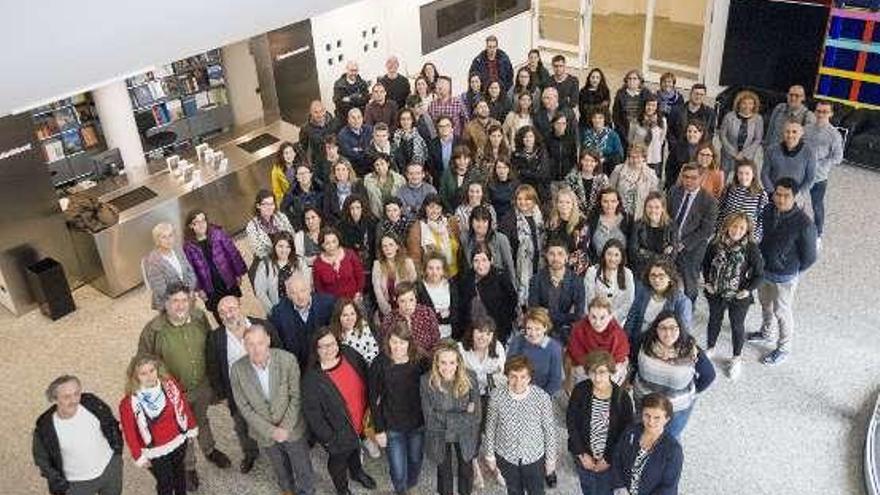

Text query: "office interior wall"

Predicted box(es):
[0, 0, 359, 116]
[309, 0, 532, 114]
[221, 41, 265, 126]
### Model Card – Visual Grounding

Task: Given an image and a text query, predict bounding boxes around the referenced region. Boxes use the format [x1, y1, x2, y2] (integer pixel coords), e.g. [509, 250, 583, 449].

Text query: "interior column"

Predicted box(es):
[92, 81, 147, 179]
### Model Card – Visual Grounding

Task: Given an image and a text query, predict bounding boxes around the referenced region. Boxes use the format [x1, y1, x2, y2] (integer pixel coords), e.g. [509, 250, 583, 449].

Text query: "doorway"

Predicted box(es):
[266, 20, 322, 126]
[534, 0, 713, 86]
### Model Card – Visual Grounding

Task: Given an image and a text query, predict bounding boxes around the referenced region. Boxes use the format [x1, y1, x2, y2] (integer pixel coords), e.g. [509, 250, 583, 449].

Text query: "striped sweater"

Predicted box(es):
[717, 185, 769, 241]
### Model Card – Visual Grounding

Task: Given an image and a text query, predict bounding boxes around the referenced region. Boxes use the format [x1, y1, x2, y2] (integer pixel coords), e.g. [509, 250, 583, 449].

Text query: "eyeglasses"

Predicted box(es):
[698, 151, 715, 157]
[658, 323, 680, 331]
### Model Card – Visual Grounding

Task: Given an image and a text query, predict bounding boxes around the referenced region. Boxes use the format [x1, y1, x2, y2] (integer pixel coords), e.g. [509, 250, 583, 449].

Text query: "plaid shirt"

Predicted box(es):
[429, 96, 469, 137]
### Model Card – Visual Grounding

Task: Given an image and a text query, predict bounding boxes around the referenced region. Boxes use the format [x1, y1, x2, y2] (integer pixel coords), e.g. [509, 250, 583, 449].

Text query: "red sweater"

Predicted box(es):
[312, 249, 365, 299]
[568, 317, 630, 365]
[327, 357, 367, 435]
[119, 378, 197, 465]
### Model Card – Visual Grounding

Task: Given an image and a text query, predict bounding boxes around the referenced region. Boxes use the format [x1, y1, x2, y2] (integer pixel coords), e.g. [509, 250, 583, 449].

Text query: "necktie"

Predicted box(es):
[676, 192, 692, 226]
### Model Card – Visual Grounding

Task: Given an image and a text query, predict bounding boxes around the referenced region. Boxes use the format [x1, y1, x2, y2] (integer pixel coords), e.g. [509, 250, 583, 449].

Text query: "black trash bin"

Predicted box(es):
[26, 258, 75, 320]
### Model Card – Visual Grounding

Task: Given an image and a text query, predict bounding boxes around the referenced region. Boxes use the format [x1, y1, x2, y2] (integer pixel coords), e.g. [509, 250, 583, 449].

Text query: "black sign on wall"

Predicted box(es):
[720, 0, 830, 95]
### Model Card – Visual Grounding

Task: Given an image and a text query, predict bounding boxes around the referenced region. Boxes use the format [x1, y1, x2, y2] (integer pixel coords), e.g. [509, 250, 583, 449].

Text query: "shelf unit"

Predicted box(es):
[30, 93, 108, 186]
[125, 48, 233, 161]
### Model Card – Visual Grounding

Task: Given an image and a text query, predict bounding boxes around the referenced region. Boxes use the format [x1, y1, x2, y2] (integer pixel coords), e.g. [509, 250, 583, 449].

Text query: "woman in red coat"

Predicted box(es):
[119, 355, 197, 495]
[568, 295, 630, 387]
[312, 226, 365, 302]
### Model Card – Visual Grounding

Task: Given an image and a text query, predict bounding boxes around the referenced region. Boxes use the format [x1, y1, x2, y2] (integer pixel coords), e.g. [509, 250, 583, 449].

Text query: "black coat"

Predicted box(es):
[566, 380, 634, 462]
[427, 136, 462, 186]
[702, 240, 764, 301]
[458, 267, 518, 343]
[511, 148, 551, 202]
[416, 279, 461, 338]
[269, 294, 336, 369]
[321, 181, 369, 225]
[302, 345, 369, 455]
[33, 394, 123, 495]
[667, 186, 718, 260]
[663, 140, 697, 190]
[546, 132, 578, 181]
[301, 113, 341, 165]
[207, 317, 281, 414]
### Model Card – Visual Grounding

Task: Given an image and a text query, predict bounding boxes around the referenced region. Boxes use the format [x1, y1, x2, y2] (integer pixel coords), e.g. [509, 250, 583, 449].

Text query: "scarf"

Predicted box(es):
[708, 238, 748, 298]
[336, 181, 352, 208]
[618, 164, 647, 215]
[131, 378, 190, 449]
[420, 217, 453, 266]
[135, 384, 165, 419]
[515, 208, 544, 305]
[580, 319, 629, 364]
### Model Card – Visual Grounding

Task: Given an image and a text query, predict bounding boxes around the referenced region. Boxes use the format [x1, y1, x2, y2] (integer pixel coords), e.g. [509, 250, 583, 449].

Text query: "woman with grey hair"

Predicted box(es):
[143, 222, 197, 310]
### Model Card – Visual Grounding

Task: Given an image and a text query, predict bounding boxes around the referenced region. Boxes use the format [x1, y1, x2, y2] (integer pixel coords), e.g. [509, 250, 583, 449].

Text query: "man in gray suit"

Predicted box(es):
[230, 325, 315, 495]
[668, 163, 718, 302]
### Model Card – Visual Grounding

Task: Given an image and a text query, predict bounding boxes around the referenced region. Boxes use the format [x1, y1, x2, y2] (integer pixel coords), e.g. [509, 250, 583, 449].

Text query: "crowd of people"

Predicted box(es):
[33, 34, 836, 495]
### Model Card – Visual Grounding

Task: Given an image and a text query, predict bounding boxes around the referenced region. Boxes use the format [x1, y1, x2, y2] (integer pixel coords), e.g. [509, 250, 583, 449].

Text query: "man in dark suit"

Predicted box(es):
[268, 273, 336, 370]
[426, 115, 460, 185]
[668, 163, 718, 302]
[208, 295, 281, 474]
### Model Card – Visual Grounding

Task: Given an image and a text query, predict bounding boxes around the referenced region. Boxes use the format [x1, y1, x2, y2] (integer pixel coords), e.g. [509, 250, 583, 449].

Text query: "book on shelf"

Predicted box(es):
[34, 115, 60, 140]
[131, 85, 153, 107]
[207, 65, 225, 87]
[161, 77, 181, 98]
[81, 125, 100, 149]
[61, 129, 84, 154]
[147, 80, 166, 100]
[182, 96, 198, 117]
[208, 87, 228, 106]
[154, 64, 174, 78]
[165, 99, 184, 121]
[152, 104, 171, 126]
[194, 91, 210, 109]
[43, 139, 65, 162]
[54, 108, 78, 130]
[128, 73, 149, 87]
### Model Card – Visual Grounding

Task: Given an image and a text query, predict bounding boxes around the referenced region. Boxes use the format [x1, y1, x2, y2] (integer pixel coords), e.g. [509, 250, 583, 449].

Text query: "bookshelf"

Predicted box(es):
[30, 93, 108, 186]
[126, 49, 233, 161]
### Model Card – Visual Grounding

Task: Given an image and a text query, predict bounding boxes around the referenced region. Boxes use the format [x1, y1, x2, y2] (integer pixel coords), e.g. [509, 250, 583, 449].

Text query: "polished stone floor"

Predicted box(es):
[2, 164, 878, 495]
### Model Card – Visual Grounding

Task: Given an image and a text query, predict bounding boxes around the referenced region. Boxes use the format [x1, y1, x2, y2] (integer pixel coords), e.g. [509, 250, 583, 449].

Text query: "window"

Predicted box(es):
[420, 0, 529, 55]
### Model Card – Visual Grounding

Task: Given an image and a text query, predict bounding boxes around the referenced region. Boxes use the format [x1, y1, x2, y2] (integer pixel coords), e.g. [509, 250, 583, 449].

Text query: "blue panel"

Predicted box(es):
[866, 52, 880, 74]
[824, 46, 861, 70]
[858, 82, 880, 106]
[840, 17, 866, 40]
[823, 76, 853, 100]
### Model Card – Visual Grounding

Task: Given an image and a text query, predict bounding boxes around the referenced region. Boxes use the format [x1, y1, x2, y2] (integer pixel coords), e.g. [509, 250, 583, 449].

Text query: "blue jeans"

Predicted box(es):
[574, 456, 612, 495]
[387, 428, 425, 493]
[810, 180, 827, 237]
[665, 405, 694, 439]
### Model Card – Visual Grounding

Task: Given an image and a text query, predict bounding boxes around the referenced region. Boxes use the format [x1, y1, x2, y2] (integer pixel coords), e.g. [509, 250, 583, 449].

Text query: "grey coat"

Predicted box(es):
[420, 371, 482, 463]
[719, 111, 764, 173]
[229, 348, 307, 448]
[142, 248, 198, 310]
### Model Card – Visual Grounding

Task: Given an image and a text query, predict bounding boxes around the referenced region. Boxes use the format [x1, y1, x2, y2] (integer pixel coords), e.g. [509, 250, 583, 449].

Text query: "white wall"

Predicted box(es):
[0, 0, 359, 116]
[222, 41, 265, 126]
[310, 0, 533, 114]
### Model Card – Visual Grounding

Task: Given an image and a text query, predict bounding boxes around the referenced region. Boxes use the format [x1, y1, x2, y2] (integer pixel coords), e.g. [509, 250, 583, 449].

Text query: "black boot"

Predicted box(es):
[352, 470, 377, 489]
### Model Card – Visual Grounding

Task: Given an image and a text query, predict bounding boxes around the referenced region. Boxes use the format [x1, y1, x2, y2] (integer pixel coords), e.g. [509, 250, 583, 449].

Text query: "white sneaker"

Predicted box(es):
[705, 347, 716, 359]
[363, 438, 381, 459]
[816, 237, 823, 251]
[728, 357, 742, 380]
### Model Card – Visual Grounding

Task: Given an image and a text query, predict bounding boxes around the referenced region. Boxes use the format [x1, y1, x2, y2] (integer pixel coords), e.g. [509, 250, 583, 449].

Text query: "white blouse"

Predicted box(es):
[458, 341, 507, 396]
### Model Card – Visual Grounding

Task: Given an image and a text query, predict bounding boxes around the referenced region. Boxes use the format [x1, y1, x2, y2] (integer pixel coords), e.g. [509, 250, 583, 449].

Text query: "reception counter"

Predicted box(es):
[70, 119, 297, 297]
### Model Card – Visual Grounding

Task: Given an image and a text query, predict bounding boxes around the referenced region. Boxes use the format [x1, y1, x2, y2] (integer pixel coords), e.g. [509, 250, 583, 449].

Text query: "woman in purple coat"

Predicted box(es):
[183, 209, 248, 322]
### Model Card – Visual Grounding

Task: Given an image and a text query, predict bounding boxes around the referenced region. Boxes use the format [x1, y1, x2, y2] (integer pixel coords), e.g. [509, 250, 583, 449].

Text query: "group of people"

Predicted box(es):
[33, 34, 836, 495]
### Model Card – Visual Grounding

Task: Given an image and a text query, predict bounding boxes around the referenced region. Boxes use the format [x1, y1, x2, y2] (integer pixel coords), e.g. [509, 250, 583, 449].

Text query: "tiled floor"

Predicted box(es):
[3, 163, 879, 495]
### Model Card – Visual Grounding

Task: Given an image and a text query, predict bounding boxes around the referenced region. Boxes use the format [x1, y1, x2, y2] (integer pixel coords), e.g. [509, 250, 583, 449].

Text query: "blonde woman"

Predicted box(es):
[322, 159, 368, 224]
[546, 187, 590, 275]
[143, 222, 198, 310]
[608, 143, 659, 220]
[119, 355, 196, 495]
[420, 341, 481, 495]
[372, 233, 418, 318]
[719, 89, 764, 176]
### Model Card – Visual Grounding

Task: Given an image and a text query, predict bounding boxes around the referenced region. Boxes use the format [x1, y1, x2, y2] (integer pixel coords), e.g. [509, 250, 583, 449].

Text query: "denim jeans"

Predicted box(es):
[810, 180, 827, 237]
[387, 428, 425, 493]
[573, 456, 612, 495]
[665, 405, 694, 439]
